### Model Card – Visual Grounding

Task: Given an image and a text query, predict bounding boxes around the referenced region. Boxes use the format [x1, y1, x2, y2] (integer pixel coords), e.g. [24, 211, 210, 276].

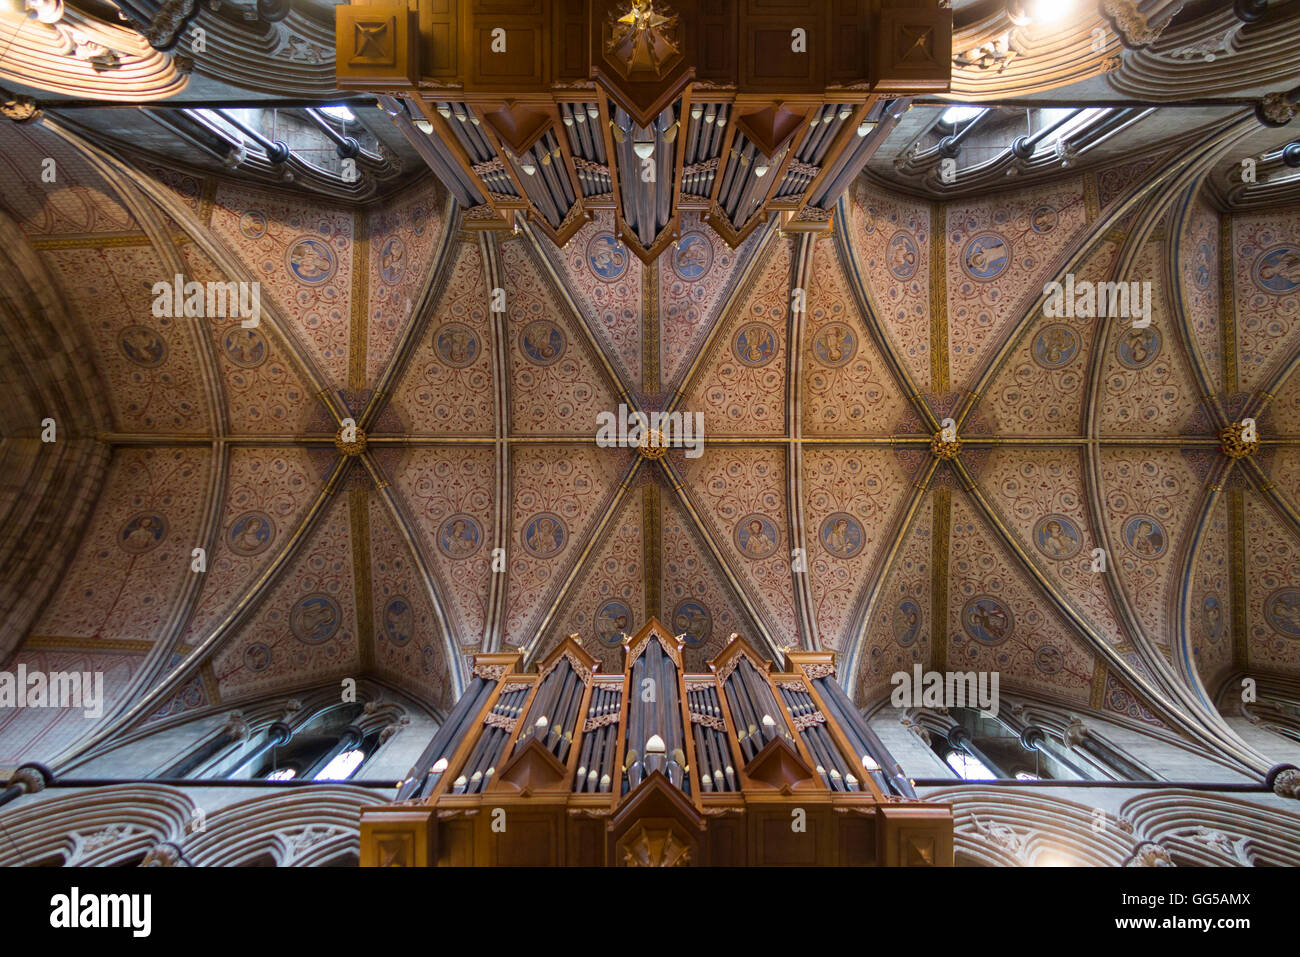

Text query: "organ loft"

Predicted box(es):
[362, 620, 953, 866]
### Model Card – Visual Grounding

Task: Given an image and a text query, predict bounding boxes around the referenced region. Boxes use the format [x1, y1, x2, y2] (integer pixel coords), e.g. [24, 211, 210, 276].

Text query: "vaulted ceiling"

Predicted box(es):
[2, 0, 1300, 779]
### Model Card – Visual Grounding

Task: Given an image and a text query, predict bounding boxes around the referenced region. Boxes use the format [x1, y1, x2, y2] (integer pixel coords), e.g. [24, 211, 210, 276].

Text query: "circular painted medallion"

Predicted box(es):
[671, 233, 712, 280]
[596, 600, 632, 645]
[734, 513, 780, 560]
[1032, 323, 1080, 369]
[962, 595, 1013, 645]
[437, 513, 483, 559]
[1031, 206, 1058, 234]
[1116, 326, 1161, 369]
[243, 642, 271, 672]
[1252, 244, 1300, 295]
[379, 236, 406, 284]
[1034, 643, 1063, 674]
[672, 600, 711, 646]
[382, 598, 413, 646]
[819, 512, 865, 559]
[1033, 514, 1083, 560]
[290, 593, 342, 644]
[1122, 514, 1167, 560]
[1266, 588, 1300, 638]
[521, 512, 566, 558]
[119, 512, 167, 554]
[285, 236, 337, 285]
[228, 511, 275, 557]
[962, 232, 1011, 280]
[731, 322, 778, 367]
[587, 232, 629, 281]
[222, 328, 267, 369]
[893, 599, 923, 647]
[434, 322, 480, 368]
[519, 319, 566, 366]
[812, 322, 857, 368]
[119, 326, 167, 367]
[239, 211, 267, 239]
[888, 231, 919, 279]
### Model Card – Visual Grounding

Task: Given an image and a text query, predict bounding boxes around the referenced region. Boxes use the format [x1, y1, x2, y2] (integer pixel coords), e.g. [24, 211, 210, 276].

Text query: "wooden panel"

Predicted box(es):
[707, 815, 745, 865]
[828, 0, 869, 82]
[566, 817, 605, 866]
[483, 811, 560, 866]
[753, 807, 825, 865]
[335, 4, 419, 91]
[871, 5, 952, 92]
[738, 0, 824, 91]
[553, 0, 587, 80]
[462, 1, 549, 90]
[695, 0, 736, 81]
[420, 0, 459, 78]
[437, 819, 475, 866]
[836, 813, 876, 865]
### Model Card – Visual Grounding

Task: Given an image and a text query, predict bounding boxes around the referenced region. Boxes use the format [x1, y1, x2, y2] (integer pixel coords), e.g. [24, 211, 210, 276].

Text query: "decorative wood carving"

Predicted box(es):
[335, 4, 419, 90]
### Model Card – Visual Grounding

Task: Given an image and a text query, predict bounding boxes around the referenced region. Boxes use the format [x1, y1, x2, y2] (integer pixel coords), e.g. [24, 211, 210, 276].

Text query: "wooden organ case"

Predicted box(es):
[335, 0, 952, 257]
[361, 618, 954, 866]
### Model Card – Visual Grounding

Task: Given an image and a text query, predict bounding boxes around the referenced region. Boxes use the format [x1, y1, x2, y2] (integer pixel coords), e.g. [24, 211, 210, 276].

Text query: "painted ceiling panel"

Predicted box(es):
[180, 447, 325, 648]
[981, 239, 1120, 436]
[1243, 492, 1300, 676]
[1231, 208, 1300, 392]
[180, 242, 319, 435]
[33, 447, 211, 643]
[855, 493, 932, 704]
[848, 179, 933, 394]
[680, 445, 798, 644]
[45, 244, 212, 433]
[1188, 495, 1234, 693]
[1099, 447, 1208, 650]
[209, 183, 356, 389]
[367, 494, 455, 717]
[979, 446, 1123, 644]
[499, 237, 620, 435]
[948, 490, 1094, 704]
[386, 240, 495, 435]
[539, 485, 644, 675]
[213, 491, 360, 701]
[659, 211, 759, 393]
[945, 177, 1090, 391]
[681, 235, 792, 436]
[659, 487, 759, 669]
[389, 446, 496, 651]
[503, 444, 633, 646]
[1264, 371, 1300, 437]
[1095, 233, 1203, 436]
[365, 180, 448, 384]
[1270, 447, 1300, 514]
[1179, 197, 1225, 396]
[802, 447, 914, 651]
[803, 238, 909, 436]
[537, 208, 642, 390]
